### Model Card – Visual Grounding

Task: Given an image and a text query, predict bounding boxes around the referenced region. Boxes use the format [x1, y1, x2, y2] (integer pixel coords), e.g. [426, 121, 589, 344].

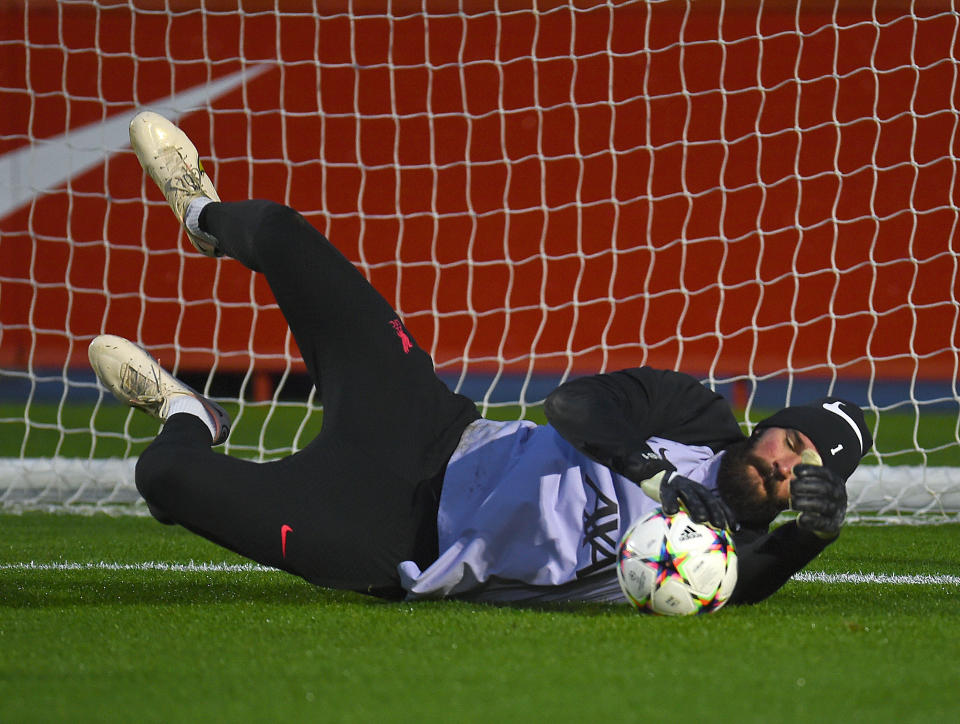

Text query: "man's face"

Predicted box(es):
[716, 427, 818, 526]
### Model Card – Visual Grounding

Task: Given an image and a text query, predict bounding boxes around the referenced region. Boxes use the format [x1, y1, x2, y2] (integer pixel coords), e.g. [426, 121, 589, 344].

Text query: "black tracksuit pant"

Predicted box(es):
[135, 200, 479, 598]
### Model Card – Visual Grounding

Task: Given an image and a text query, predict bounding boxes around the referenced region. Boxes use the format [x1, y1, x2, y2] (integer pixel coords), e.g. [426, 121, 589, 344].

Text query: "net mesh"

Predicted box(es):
[1, 0, 958, 519]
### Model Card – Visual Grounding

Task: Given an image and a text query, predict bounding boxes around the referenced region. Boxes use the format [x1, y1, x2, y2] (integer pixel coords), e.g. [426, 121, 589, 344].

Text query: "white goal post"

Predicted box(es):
[1, 0, 958, 521]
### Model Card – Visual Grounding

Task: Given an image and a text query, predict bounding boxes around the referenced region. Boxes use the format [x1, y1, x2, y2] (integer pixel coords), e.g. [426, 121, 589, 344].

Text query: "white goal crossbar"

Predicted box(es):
[3, 460, 958, 523]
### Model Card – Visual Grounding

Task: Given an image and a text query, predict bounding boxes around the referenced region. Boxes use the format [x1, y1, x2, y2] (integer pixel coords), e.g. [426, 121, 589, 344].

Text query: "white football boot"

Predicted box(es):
[129, 111, 222, 256]
[88, 334, 231, 445]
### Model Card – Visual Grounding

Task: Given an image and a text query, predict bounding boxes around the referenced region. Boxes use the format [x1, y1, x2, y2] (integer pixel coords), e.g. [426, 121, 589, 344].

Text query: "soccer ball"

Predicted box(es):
[617, 508, 738, 615]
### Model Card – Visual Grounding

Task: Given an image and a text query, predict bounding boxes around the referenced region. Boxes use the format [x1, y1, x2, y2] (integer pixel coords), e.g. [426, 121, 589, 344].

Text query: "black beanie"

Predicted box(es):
[754, 397, 873, 481]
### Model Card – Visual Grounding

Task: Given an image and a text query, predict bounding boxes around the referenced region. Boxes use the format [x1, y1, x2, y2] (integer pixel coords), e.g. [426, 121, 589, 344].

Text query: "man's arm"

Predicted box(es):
[544, 367, 743, 462]
[545, 367, 743, 529]
[729, 522, 835, 604]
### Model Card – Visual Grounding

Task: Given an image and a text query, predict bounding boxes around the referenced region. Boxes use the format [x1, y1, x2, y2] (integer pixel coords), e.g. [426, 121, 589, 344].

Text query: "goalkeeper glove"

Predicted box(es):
[791, 462, 847, 539]
[641, 470, 737, 532]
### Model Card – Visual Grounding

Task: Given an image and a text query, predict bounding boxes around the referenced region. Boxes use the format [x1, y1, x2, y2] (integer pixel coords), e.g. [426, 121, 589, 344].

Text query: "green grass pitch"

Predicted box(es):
[3, 400, 960, 720]
[2, 514, 959, 723]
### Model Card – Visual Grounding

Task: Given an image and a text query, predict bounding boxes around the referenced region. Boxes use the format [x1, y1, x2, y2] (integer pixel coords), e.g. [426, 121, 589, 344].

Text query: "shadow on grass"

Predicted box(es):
[14, 571, 944, 621]
[0, 570, 645, 617]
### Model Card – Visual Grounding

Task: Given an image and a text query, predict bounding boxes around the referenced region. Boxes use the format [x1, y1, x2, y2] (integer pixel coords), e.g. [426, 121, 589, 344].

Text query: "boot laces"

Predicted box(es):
[119, 360, 166, 411]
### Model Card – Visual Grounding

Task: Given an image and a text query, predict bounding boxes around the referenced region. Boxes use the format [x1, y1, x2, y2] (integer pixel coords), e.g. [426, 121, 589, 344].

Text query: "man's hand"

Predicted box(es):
[641, 470, 736, 531]
[791, 463, 847, 539]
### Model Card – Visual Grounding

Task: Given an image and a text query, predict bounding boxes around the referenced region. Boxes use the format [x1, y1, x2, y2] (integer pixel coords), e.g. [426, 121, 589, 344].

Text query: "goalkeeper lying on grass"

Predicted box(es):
[89, 112, 873, 604]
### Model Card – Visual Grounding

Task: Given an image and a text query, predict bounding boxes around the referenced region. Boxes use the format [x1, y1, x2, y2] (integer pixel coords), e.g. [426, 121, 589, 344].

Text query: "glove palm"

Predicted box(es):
[791, 451, 847, 539]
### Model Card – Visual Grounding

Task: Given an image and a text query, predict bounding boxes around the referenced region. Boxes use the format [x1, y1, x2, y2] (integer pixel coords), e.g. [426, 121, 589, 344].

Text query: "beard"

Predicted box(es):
[716, 437, 788, 528]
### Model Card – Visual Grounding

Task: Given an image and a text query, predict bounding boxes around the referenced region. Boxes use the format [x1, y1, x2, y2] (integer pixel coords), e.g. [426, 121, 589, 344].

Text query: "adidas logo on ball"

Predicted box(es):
[677, 525, 702, 542]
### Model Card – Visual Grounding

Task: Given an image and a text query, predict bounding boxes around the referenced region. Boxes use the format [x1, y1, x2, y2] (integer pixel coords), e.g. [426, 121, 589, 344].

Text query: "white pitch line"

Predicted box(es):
[0, 561, 273, 573]
[792, 571, 960, 586]
[1, 562, 959, 586]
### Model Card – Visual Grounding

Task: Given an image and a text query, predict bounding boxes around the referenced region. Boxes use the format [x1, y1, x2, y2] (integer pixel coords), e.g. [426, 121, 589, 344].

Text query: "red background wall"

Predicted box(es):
[1, 0, 958, 387]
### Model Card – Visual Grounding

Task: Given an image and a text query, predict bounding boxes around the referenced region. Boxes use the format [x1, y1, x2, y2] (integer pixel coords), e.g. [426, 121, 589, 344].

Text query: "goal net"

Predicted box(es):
[1, 0, 958, 520]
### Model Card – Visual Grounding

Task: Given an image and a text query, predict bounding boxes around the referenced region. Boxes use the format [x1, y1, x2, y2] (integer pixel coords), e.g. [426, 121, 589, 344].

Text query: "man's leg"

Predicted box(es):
[199, 199, 478, 479]
[91, 333, 453, 597]
[127, 112, 472, 467]
[136, 414, 442, 597]
[124, 113, 478, 595]
[129, 202, 479, 592]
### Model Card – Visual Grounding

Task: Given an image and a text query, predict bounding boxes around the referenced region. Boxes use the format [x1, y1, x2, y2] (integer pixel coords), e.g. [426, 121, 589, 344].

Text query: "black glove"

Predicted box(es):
[658, 471, 737, 531]
[791, 464, 847, 539]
